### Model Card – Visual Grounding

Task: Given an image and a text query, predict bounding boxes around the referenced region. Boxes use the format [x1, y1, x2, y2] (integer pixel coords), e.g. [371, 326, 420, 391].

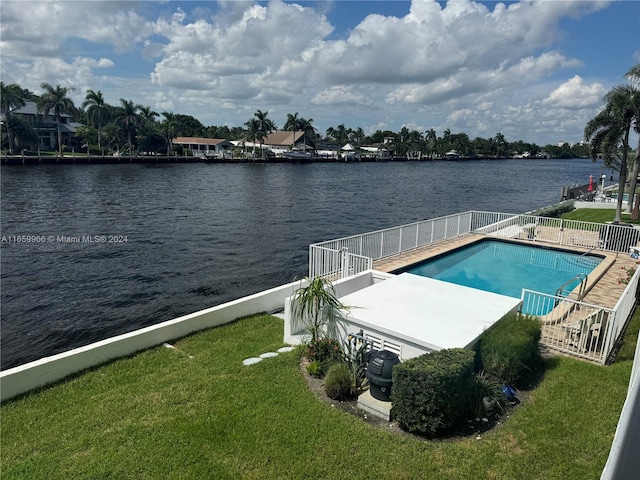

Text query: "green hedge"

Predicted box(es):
[530, 201, 575, 218]
[474, 314, 543, 386]
[391, 348, 475, 436]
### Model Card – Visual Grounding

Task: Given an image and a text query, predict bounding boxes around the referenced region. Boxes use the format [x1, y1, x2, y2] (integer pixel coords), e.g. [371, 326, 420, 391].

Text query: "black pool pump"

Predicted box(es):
[366, 350, 400, 402]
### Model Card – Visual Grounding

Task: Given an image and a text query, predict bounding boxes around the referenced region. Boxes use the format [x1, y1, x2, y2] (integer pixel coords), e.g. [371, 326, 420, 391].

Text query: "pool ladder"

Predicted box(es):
[555, 273, 588, 302]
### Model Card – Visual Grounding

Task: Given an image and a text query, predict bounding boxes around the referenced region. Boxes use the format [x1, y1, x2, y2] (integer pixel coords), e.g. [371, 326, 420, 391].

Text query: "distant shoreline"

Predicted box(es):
[1, 154, 560, 165]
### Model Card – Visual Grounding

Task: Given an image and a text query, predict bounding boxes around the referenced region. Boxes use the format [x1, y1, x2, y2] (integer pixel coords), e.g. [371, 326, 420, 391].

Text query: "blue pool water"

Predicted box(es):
[403, 240, 603, 303]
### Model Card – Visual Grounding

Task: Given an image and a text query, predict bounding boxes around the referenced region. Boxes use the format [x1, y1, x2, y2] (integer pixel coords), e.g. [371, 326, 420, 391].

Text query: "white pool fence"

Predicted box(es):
[309, 210, 640, 364]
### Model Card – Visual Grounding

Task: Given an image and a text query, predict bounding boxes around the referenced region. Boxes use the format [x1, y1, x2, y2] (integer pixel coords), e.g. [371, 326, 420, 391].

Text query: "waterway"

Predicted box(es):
[0, 158, 608, 369]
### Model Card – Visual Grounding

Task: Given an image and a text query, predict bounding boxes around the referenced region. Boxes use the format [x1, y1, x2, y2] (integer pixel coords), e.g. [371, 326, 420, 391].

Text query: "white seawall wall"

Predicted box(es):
[0, 281, 301, 403]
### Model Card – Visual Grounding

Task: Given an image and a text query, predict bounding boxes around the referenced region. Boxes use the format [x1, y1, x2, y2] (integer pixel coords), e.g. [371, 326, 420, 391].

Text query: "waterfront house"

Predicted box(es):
[238, 130, 316, 156]
[1, 101, 80, 151]
[172, 137, 234, 158]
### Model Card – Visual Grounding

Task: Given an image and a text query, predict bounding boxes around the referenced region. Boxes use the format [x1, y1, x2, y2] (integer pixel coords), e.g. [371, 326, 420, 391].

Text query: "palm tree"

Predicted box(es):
[115, 99, 141, 153]
[284, 112, 300, 132]
[290, 276, 347, 344]
[244, 117, 265, 158]
[618, 65, 640, 215]
[493, 132, 508, 158]
[351, 127, 365, 147]
[1, 82, 28, 153]
[81, 90, 110, 150]
[161, 111, 178, 155]
[37, 83, 76, 155]
[329, 124, 349, 146]
[425, 128, 437, 156]
[284, 112, 301, 150]
[585, 82, 638, 223]
[1, 115, 38, 151]
[254, 109, 276, 134]
[250, 110, 275, 157]
[298, 117, 316, 152]
[139, 106, 159, 124]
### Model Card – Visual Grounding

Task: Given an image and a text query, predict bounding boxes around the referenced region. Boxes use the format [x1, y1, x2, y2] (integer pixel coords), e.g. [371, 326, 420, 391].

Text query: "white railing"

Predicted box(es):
[521, 265, 640, 365]
[309, 211, 640, 279]
[601, 321, 640, 479]
[308, 246, 373, 279]
[309, 211, 475, 278]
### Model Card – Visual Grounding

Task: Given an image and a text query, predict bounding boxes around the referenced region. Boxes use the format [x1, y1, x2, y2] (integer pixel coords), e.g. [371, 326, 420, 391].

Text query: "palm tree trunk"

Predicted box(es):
[57, 120, 62, 156]
[6, 123, 13, 154]
[616, 131, 631, 223]
[627, 156, 639, 213]
[631, 141, 640, 219]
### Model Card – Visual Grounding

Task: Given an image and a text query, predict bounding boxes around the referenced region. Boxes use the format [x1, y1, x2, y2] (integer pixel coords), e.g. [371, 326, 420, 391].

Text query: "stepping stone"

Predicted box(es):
[259, 352, 278, 358]
[277, 346, 294, 353]
[242, 357, 263, 366]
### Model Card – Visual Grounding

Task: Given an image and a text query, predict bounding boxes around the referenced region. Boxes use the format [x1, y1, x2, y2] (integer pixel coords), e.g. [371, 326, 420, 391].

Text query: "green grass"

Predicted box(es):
[560, 208, 640, 224]
[1, 312, 636, 480]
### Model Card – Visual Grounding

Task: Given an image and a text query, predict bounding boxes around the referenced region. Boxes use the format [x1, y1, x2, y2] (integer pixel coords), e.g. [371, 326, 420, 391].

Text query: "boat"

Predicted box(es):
[444, 150, 461, 160]
[282, 150, 314, 162]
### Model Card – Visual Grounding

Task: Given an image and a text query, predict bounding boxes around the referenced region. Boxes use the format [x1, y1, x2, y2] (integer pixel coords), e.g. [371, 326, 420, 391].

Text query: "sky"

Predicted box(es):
[1, 0, 639, 145]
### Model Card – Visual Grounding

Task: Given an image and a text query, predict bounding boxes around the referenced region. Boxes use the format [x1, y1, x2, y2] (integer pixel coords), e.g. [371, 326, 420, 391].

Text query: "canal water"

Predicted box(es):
[1, 158, 607, 368]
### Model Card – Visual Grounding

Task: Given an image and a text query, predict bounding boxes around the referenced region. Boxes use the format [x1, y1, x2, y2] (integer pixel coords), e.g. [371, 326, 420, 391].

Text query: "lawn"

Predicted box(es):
[561, 207, 640, 224]
[1, 312, 635, 480]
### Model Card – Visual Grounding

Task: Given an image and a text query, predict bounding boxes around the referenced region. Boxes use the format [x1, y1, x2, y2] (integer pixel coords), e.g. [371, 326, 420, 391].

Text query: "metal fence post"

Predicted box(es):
[340, 247, 349, 278]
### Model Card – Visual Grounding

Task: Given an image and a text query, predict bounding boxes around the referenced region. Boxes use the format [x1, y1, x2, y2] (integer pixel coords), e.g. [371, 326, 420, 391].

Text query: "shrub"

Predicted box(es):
[474, 314, 543, 386]
[530, 201, 575, 218]
[391, 348, 475, 436]
[306, 361, 320, 377]
[324, 363, 353, 400]
[305, 338, 344, 377]
[470, 370, 506, 417]
[343, 336, 371, 393]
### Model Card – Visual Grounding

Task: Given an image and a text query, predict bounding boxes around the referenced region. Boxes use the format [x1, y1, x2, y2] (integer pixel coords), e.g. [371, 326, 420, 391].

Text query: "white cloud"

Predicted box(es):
[0, 0, 629, 145]
[0, 1, 152, 56]
[311, 86, 371, 106]
[543, 76, 607, 109]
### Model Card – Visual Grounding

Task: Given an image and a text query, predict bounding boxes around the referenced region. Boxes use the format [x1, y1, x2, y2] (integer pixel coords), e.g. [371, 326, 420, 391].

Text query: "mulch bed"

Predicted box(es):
[300, 358, 531, 441]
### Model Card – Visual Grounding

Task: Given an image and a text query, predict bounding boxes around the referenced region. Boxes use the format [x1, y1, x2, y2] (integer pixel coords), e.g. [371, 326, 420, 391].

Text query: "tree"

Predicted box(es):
[290, 276, 347, 344]
[244, 117, 265, 158]
[115, 99, 141, 153]
[245, 110, 275, 157]
[138, 105, 159, 124]
[1, 82, 28, 153]
[298, 117, 316, 151]
[161, 111, 178, 155]
[37, 83, 76, 155]
[74, 124, 98, 150]
[284, 112, 300, 132]
[102, 122, 125, 152]
[284, 113, 307, 150]
[619, 65, 640, 217]
[585, 79, 638, 223]
[81, 90, 110, 150]
[254, 109, 275, 135]
[1, 115, 38, 151]
[174, 114, 205, 137]
[425, 128, 437, 156]
[493, 132, 508, 158]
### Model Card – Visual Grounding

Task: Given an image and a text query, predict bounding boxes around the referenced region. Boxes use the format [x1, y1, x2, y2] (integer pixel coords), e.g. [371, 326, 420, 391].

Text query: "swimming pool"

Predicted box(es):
[400, 240, 603, 311]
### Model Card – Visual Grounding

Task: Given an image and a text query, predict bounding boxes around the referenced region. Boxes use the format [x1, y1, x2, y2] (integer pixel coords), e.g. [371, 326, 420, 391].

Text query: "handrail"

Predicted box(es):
[555, 273, 588, 302]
